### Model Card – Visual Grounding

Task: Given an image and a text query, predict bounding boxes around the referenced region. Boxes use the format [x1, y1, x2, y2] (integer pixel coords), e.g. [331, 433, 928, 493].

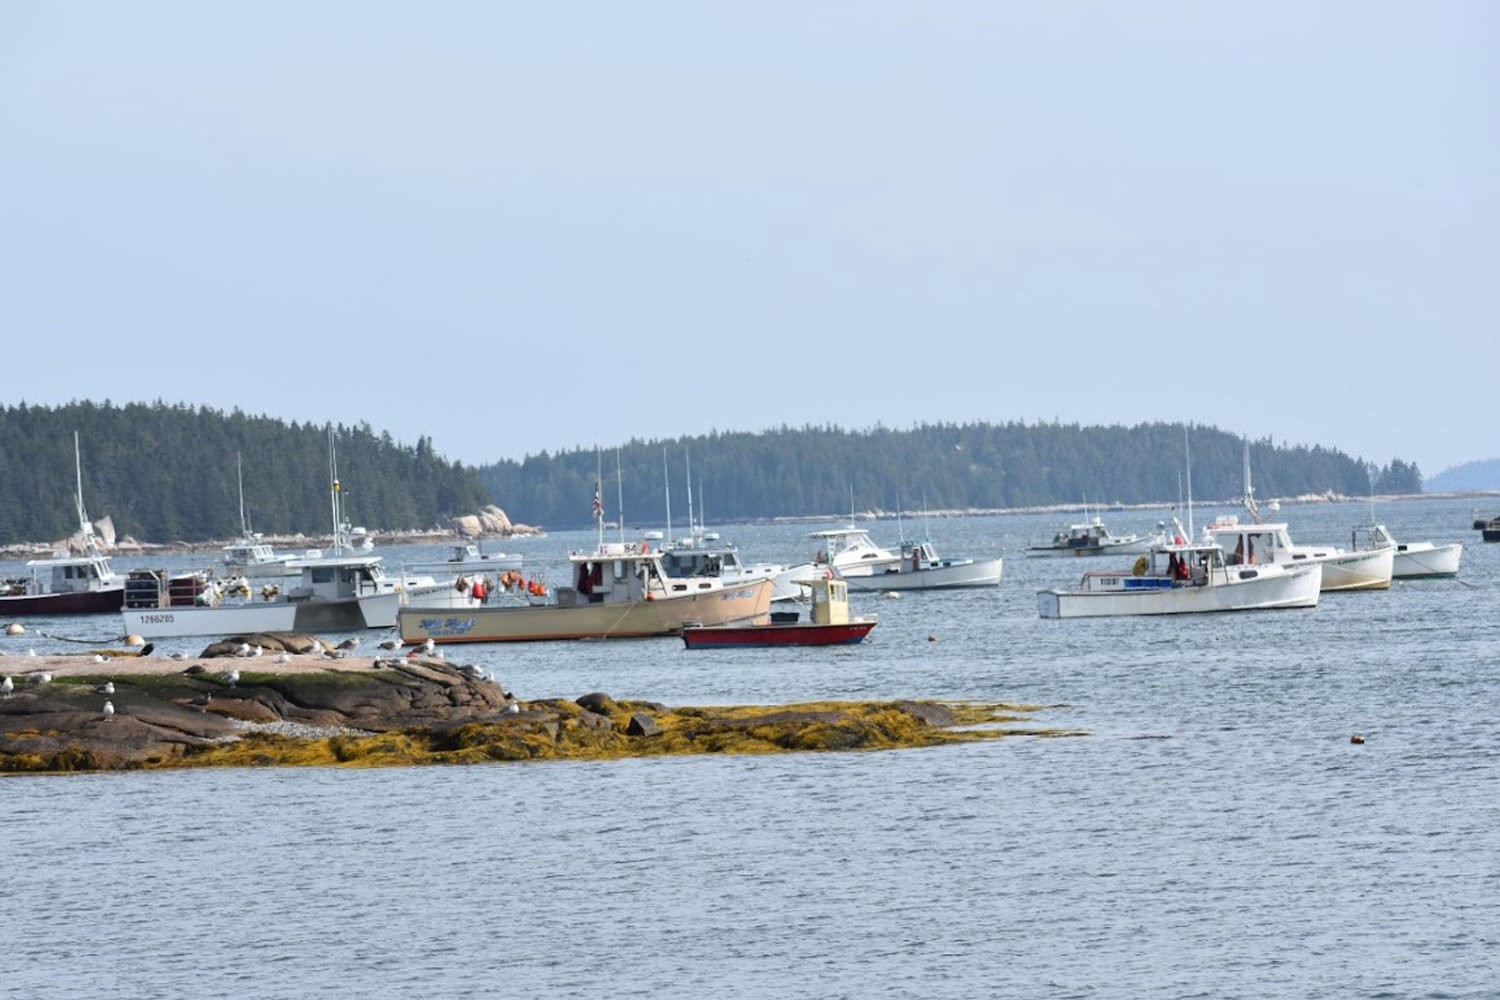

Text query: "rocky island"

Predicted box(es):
[0, 634, 1077, 773]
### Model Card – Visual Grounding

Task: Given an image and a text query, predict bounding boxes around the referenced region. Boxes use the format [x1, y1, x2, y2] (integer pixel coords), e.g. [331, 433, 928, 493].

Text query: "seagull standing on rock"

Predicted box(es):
[97, 681, 115, 695]
[232, 642, 252, 658]
[410, 638, 436, 657]
[275, 652, 292, 663]
[102, 700, 115, 718]
[225, 669, 240, 687]
[1, 676, 12, 698]
[336, 637, 360, 651]
[376, 637, 401, 651]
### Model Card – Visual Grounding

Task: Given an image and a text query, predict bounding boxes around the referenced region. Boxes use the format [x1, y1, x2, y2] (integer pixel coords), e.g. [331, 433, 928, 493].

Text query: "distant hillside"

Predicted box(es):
[1426, 459, 1500, 492]
[0, 402, 493, 544]
[475, 422, 1421, 528]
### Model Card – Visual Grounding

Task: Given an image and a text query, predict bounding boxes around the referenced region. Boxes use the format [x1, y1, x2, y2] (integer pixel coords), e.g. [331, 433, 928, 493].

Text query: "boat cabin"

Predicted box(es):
[804, 576, 852, 625]
[12, 553, 121, 596]
[808, 527, 898, 569]
[1204, 516, 1333, 566]
[1351, 523, 1399, 553]
[659, 541, 748, 580]
[284, 555, 392, 602]
[222, 536, 287, 567]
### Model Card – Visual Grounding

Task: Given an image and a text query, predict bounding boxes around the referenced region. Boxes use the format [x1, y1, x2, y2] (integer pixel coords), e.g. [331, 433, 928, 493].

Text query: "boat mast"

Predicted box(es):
[1242, 437, 1261, 524]
[685, 449, 695, 541]
[594, 446, 604, 550]
[616, 447, 625, 546]
[662, 446, 672, 543]
[1185, 425, 1194, 540]
[73, 431, 101, 556]
[237, 451, 250, 536]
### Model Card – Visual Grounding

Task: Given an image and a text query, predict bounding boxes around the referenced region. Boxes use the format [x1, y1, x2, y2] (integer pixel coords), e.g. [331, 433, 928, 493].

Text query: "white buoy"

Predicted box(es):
[5, 623, 24, 636]
[123, 634, 145, 647]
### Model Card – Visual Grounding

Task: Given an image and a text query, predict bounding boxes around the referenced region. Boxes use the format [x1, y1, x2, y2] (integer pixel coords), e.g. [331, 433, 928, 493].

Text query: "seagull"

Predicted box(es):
[336, 637, 359, 651]
[189, 692, 212, 707]
[504, 701, 520, 715]
[97, 681, 115, 695]
[1, 676, 12, 698]
[225, 669, 240, 687]
[232, 642, 252, 658]
[93, 654, 107, 664]
[250, 644, 263, 657]
[275, 652, 292, 663]
[376, 637, 401, 651]
[168, 651, 188, 660]
[411, 638, 436, 657]
[102, 700, 115, 718]
[34, 672, 52, 685]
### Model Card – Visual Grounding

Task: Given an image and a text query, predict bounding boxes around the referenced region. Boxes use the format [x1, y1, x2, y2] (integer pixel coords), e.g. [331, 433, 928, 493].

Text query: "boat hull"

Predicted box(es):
[1391, 542, 1462, 578]
[1038, 566, 1322, 619]
[842, 556, 1003, 591]
[121, 593, 400, 638]
[682, 619, 876, 648]
[399, 580, 774, 644]
[1315, 548, 1394, 591]
[0, 587, 124, 616]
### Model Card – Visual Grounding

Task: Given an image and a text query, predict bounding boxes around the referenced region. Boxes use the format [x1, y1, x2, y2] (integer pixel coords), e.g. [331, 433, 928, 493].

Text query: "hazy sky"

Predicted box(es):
[3, 2, 1495, 476]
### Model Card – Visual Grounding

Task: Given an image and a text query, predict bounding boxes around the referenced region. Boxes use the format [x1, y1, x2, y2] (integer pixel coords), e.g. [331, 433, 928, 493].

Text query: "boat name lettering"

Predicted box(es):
[418, 617, 477, 636]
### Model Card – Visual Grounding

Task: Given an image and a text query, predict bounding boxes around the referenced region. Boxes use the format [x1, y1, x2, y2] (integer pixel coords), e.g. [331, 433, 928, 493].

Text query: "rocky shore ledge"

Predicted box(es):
[0, 637, 1077, 773]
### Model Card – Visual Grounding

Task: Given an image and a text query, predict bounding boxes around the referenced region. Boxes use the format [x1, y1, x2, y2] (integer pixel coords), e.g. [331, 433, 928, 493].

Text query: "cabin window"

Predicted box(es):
[613, 560, 626, 580]
[311, 567, 335, 584]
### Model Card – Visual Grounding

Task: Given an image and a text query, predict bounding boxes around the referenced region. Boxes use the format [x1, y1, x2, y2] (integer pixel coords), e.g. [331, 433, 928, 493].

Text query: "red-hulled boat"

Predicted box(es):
[681, 577, 876, 649]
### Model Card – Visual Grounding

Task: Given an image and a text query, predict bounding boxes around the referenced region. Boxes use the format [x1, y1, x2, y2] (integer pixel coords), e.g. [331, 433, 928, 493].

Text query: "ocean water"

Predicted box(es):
[3, 497, 1498, 998]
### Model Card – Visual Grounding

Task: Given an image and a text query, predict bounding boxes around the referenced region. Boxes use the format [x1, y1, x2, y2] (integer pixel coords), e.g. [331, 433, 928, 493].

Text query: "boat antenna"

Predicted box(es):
[72, 430, 102, 557]
[663, 445, 672, 543]
[237, 451, 250, 536]
[685, 448, 695, 540]
[896, 493, 905, 546]
[594, 446, 604, 550]
[328, 427, 344, 555]
[616, 447, 625, 546]
[1185, 425, 1194, 540]
[1242, 436, 1261, 524]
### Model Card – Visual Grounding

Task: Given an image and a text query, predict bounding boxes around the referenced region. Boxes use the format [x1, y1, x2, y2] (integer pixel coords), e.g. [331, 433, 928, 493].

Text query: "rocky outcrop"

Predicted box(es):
[450, 505, 543, 538]
[0, 655, 1076, 773]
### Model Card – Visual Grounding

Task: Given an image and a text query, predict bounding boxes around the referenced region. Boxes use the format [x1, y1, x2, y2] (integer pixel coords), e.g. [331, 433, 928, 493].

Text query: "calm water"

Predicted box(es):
[4, 497, 1498, 998]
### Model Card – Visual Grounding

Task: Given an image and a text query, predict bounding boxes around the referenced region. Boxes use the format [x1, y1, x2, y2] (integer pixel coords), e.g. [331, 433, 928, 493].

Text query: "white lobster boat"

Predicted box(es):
[808, 526, 903, 577]
[1025, 518, 1160, 558]
[1351, 522, 1463, 579]
[1210, 439, 1393, 592]
[1203, 516, 1393, 592]
[840, 539, 1002, 591]
[1038, 540, 1322, 618]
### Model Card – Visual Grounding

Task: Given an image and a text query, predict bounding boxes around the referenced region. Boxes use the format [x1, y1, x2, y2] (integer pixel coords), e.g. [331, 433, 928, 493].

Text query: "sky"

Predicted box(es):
[2, 2, 1495, 477]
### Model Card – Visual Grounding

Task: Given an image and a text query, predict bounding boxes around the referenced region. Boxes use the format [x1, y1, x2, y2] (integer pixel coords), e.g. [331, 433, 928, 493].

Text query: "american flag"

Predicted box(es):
[592, 483, 603, 519]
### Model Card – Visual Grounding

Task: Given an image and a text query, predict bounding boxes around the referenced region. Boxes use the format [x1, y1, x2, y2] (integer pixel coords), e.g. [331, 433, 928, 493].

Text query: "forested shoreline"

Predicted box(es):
[0, 405, 1422, 542]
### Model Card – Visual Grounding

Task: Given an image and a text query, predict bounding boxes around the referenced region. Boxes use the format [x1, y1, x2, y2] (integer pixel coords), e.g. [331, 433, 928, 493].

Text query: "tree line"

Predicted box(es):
[0, 402, 491, 544]
[475, 422, 1423, 529]
[0, 406, 1423, 542]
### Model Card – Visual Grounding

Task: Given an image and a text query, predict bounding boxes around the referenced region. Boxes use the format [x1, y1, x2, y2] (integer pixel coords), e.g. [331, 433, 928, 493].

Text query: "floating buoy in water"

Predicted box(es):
[5, 623, 23, 636]
[123, 634, 145, 647]
[1350, 734, 1366, 745]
